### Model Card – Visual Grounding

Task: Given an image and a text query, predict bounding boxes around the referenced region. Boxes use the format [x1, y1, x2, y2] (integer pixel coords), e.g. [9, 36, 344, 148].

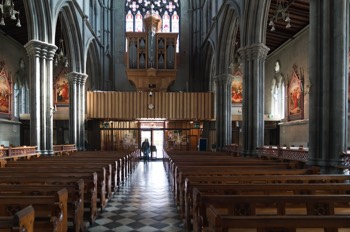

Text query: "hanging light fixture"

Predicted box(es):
[268, 0, 292, 31]
[0, 0, 21, 27]
[55, 22, 69, 67]
[55, 38, 69, 67]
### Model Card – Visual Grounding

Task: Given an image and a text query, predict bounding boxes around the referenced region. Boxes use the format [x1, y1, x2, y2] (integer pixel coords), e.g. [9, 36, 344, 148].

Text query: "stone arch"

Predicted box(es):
[203, 40, 215, 92]
[240, 0, 270, 47]
[58, 5, 83, 73]
[216, 4, 240, 75]
[86, 40, 102, 90]
[23, 1, 54, 43]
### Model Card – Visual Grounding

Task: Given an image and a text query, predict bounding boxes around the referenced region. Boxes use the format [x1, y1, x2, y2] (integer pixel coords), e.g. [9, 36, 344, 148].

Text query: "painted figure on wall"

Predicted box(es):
[288, 65, 304, 120]
[290, 85, 301, 113]
[55, 74, 69, 104]
[0, 61, 10, 114]
[231, 70, 243, 104]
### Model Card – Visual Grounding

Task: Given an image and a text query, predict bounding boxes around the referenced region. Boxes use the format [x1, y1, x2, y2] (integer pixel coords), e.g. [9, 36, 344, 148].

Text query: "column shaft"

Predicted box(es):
[215, 74, 233, 150]
[25, 40, 57, 155]
[67, 72, 88, 150]
[308, 0, 348, 172]
[238, 43, 269, 156]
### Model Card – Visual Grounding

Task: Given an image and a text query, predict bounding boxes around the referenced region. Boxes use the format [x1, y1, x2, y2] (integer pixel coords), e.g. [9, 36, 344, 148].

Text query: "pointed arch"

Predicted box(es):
[203, 40, 215, 92]
[240, 0, 270, 47]
[216, 5, 240, 75]
[58, 6, 83, 73]
[86, 40, 102, 90]
[23, 0, 53, 43]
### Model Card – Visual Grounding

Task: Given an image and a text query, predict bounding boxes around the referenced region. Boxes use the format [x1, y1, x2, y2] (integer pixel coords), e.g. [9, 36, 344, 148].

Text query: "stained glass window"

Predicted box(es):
[125, 0, 180, 51]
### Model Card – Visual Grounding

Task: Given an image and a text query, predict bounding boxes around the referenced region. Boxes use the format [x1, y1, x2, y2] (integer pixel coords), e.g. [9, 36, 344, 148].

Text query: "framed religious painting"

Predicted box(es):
[0, 61, 11, 117]
[287, 65, 304, 121]
[231, 69, 243, 105]
[54, 69, 69, 105]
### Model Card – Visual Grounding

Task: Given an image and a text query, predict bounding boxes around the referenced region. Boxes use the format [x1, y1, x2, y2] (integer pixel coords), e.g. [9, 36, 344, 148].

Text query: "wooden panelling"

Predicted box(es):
[86, 91, 214, 120]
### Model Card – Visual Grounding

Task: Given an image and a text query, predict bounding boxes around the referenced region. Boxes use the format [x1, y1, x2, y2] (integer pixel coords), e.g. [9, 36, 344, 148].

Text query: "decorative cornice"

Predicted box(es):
[238, 43, 270, 61]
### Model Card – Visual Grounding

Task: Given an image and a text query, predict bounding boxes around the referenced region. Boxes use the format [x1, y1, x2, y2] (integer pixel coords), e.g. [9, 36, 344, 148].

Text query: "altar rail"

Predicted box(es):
[0, 144, 77, 167]
[0, 146, 39, 167]
[0, 146, 38, 158]
[256, 146, 309, 163]
[222, 144, 240, 156]
[53, 144, 77, 156]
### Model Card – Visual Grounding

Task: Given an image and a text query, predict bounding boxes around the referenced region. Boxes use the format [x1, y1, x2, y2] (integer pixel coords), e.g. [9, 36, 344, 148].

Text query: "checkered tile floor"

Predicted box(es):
[88, 161, 184, 232]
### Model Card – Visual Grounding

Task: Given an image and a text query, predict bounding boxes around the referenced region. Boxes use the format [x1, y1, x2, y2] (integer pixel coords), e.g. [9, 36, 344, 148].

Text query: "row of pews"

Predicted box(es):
[164, 150, 350, 232]
[0, 149, 139, 232]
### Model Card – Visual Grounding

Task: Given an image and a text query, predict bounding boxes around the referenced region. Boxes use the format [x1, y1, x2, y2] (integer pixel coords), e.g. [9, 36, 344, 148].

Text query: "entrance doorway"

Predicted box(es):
[140, 122, 164, 159]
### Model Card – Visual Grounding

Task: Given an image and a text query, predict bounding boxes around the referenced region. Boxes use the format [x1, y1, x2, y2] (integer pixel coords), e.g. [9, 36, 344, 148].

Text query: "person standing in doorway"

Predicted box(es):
[141, 138, 150, 162]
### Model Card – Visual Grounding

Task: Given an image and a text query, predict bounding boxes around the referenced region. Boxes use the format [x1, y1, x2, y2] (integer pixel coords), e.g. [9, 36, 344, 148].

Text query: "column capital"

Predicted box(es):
[214, 74, 234, 85]
[24, 40, 57, 60]
[66, 72, 88, 84]
[78, 74, 88, 85]
[238, 43, 269, 61]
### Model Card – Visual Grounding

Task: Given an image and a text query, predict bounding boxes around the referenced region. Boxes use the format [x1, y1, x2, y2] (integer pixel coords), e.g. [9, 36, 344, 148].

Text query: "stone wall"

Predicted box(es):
[0, 33, 27, 146]
[265, 27, 309, 147]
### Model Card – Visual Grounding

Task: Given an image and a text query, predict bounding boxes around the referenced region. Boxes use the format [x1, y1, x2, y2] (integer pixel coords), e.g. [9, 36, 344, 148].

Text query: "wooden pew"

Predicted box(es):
[0, 167, 107, 212]
[17, 151, 131, 191]
[7, 159, 117, 194]
[183, 183, 350, 231]
[0, 181, 84, 232]
[0, 173, 98, 226]
[173, 167, 318, 209]
[192, 191, 350, 232]
[66, 151, 138, 185]
[2, 163, 112, 203]
[206, 204, 350, 232]
[0, 205, 34, 232]
[0, 188, 68, 232]
[181, 174, 350, 230]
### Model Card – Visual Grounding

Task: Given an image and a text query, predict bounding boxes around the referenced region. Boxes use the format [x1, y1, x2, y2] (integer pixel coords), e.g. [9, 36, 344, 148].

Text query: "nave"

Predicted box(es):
[88, 161, 184, 232]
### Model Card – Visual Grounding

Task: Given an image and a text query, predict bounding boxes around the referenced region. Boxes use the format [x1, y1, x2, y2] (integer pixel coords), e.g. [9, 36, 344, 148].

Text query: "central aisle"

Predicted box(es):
[88, 161, 184, 232]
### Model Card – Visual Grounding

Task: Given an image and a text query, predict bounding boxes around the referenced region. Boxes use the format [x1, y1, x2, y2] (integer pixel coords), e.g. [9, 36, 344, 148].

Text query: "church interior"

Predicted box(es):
[1, 0, 350, 231]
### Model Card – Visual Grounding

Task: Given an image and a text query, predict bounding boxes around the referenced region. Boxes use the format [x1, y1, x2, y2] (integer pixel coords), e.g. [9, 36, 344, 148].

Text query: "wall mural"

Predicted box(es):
[54, 68, 69, 104]
[0, 61, 11, 115]
[287, 64, 304, 121]
[231, 69, 243, 104]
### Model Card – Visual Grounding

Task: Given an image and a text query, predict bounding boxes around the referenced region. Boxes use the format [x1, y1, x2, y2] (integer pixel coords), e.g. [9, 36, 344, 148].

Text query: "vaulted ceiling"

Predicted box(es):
[0, 0, 309, 55]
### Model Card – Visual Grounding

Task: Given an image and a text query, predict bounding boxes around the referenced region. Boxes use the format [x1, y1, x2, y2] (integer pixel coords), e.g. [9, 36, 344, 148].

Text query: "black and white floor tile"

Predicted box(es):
[88, 160, 184, 232]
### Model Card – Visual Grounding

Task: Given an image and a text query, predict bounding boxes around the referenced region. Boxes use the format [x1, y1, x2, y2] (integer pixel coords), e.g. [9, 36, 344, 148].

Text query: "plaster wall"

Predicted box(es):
[265, 27, 309, 147]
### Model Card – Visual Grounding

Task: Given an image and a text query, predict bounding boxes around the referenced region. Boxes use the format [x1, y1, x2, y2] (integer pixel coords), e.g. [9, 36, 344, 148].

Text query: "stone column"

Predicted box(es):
[78, 74, 88, 151]
[25, 40, 57, 155]
[308, 0, 348, 172]
[214, 74, 233, 150]
[67, 72, 79, 147]
[67, 72, 88, 151]
[238, 43, 269, 156]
